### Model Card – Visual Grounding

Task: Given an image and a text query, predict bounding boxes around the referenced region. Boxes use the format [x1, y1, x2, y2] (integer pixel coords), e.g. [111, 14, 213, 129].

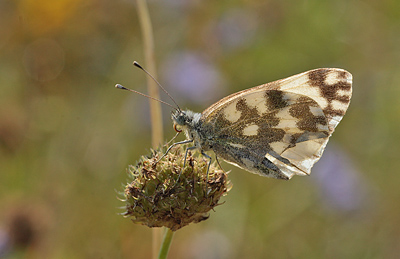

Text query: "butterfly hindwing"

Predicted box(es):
[197, 68, 352, 179]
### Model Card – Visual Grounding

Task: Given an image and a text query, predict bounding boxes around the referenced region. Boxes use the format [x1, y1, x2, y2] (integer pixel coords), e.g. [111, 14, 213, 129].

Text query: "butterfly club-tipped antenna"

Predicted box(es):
[115, 61, 181, 112]
[115, 84, 177, 110]
[132, 61, 182, 112]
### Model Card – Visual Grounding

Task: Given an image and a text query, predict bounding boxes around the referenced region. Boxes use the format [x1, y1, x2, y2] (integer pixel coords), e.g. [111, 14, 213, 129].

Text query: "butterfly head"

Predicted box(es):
[172, 109, 202, 135]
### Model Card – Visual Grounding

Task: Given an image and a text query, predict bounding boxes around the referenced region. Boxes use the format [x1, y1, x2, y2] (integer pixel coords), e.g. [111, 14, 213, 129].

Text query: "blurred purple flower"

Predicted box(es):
[208, 8, 258, 51]
[312, 143, 370, 213]
[161, 51, 226, 104]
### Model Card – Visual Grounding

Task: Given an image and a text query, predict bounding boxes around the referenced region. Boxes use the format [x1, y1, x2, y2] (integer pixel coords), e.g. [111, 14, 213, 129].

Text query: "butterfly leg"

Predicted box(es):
[215, 155, 226, 174]
[176, 145, 197, 183]
[201, 151, 212, 183]
[182, 145, 197, 168]
[157, 139, 194, 164]
[179, 148, 211, 194]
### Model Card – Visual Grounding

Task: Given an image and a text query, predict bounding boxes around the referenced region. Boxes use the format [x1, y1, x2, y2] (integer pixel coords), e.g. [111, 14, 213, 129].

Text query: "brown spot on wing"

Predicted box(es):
[236, 98, 259, 120]
[289, 97, 327, 132]
[308, 68, 352, 125]
[265, 91, 288, 110]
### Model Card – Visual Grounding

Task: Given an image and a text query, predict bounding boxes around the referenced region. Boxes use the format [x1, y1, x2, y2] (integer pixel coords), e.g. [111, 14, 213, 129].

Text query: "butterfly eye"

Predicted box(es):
[173, 124, 182, 133]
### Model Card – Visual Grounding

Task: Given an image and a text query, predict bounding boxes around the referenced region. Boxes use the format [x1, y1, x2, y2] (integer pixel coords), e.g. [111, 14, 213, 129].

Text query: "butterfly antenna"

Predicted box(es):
[133, 61, 181, 112]
[115, 84, 177, 110]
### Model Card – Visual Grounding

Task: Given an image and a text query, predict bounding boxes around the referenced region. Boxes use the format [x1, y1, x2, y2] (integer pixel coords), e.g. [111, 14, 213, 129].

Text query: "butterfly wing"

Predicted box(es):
[200, 68, 352, 179]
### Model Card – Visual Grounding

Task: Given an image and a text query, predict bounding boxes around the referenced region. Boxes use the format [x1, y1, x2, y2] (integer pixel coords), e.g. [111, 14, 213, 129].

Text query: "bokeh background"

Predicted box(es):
[1, 0, 400, 258]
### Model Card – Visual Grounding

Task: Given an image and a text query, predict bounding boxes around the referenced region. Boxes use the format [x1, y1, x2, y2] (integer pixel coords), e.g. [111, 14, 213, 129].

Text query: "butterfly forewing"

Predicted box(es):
[198, 68, 352, 179]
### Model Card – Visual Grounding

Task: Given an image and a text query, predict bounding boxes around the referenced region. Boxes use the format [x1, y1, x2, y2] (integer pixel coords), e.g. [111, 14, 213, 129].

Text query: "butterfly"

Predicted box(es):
[169, 68, 352, 180]
[117, 64, 352, 180]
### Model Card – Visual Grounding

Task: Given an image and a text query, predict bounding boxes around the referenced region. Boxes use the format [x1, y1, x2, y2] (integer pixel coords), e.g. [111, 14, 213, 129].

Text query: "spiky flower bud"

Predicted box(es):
[120, 144, 231, 231]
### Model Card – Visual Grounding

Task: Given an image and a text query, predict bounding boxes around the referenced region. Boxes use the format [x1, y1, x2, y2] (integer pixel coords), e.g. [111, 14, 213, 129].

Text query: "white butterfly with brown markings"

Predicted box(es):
[117, 65, 352, 180]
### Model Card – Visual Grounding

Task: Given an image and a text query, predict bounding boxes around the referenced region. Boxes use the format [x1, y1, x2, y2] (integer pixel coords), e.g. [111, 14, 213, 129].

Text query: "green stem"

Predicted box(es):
[158, 228, 174, 259]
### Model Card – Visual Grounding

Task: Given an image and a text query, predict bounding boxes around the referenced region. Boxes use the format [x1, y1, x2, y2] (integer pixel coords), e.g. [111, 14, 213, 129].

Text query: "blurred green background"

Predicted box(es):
[1, 0, 400, 258]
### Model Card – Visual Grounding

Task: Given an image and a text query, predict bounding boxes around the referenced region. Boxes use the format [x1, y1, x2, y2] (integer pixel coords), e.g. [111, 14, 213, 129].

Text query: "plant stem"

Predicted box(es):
[135, 0, 165, 258]
[136, 0, 164, 148]
[158, 228, 174, 259]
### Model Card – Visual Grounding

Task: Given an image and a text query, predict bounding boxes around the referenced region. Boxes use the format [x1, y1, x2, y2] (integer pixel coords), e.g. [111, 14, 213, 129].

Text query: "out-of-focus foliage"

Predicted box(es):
[1, 0, 400, 258]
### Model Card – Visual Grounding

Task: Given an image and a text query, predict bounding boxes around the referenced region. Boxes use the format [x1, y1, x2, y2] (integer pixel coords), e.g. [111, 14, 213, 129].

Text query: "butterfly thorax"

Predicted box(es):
[172, 110, 209, 150]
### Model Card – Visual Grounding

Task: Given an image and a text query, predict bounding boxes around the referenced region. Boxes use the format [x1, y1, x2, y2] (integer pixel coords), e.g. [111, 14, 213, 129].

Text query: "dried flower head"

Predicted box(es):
[120, 144, 231, 231]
